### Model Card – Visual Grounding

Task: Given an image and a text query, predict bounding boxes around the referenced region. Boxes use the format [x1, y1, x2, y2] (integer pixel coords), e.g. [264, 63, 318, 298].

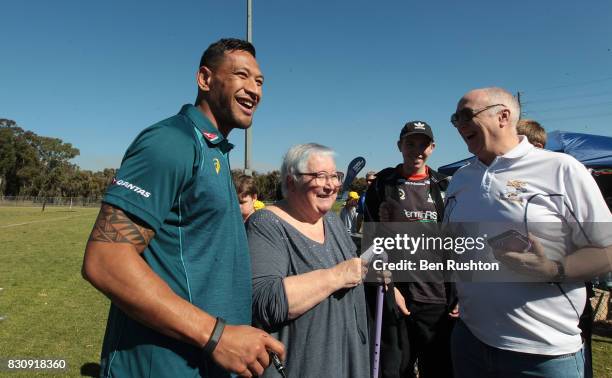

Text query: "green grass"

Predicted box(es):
[593, 336, 612, 377]
[0, 206, 106, 377]
[0, 206, 610, 377]
[592, 322, 612, 378]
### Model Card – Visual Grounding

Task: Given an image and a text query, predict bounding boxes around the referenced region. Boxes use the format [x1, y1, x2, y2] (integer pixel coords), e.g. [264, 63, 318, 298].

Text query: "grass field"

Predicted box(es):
[0, 206, 610, 377]
[0, 207, 106, 377]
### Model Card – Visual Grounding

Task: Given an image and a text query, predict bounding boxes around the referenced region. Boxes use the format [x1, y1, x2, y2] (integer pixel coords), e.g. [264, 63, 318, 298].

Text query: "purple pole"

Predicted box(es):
[371, 285, 384, 378]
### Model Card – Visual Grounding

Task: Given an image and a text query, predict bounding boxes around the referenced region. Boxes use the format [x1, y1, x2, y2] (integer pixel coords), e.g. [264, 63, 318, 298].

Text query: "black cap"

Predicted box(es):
[399, 121, 434, 141]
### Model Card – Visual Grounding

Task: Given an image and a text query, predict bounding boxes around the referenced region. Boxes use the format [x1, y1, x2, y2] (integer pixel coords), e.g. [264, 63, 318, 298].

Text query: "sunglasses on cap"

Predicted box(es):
[450, 104, 506, 127]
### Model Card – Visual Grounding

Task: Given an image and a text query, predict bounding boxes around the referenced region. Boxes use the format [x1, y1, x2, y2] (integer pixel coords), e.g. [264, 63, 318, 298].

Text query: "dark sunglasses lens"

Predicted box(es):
[452, 109, 472, 126]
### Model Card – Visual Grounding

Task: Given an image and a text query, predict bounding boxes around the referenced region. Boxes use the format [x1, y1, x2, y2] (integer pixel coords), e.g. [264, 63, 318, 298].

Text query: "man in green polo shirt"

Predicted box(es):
[82, 38, 285, 378]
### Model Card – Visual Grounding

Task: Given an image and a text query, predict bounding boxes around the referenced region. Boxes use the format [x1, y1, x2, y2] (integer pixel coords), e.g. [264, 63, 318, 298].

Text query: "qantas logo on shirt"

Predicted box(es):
[203, 132, 219, 142]
[112, 178, 151, 198]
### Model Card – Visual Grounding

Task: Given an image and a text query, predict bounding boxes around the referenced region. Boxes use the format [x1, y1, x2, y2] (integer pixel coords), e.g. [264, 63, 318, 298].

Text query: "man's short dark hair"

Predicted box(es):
[199, 38, 256, 70]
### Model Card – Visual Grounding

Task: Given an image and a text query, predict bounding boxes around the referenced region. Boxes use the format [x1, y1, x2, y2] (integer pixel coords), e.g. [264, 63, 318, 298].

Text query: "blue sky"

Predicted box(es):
[2, 0, 611, 175]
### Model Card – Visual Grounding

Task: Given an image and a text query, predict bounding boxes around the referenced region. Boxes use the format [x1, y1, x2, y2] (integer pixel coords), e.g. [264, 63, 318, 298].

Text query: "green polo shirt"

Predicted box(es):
[99, 104, 251, 378]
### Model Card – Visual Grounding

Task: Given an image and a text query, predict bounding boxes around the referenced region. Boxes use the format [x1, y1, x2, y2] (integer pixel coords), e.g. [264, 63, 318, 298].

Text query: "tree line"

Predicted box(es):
[0, 119, 368, 201]
[0, 119, 116, 199]
[230, 171, 368, 202]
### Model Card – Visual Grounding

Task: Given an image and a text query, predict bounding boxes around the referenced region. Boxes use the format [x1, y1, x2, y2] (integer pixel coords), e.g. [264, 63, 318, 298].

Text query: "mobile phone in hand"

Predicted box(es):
[487, 229, 532, 252]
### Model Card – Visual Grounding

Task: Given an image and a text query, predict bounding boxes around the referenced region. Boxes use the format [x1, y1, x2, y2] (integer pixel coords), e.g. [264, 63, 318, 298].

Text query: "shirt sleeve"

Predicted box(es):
[103, 123, 196, 232]
[246, 211, 290, 330]
[560, 158, 612, 248]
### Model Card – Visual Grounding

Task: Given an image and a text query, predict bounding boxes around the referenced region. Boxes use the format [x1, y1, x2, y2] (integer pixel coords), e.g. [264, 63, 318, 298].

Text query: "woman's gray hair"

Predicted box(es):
[280, 143, 336, 198]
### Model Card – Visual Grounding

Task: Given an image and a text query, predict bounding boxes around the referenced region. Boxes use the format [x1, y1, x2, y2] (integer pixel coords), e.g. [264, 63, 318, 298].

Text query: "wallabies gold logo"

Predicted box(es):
[213, 158, 220, 174]
[502, 179, 527, 202]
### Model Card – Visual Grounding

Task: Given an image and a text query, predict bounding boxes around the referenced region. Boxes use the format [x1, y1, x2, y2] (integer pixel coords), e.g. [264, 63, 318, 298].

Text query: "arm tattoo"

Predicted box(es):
[88, 204, 155, 252]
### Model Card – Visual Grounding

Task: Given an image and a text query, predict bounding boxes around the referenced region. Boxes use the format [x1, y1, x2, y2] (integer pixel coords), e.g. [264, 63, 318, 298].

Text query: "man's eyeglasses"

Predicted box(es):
[297, 171, 344, 186]
[450, 104, 506, 127]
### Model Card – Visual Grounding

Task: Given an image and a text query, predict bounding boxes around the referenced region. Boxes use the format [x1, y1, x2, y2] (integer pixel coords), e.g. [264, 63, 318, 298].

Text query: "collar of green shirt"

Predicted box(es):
[179, 104, 234, 152]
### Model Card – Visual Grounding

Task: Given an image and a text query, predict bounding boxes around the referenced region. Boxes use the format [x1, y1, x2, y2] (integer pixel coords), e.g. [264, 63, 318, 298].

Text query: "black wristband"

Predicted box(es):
[552, 260, 566, 282]
[203, 317, 226, 355]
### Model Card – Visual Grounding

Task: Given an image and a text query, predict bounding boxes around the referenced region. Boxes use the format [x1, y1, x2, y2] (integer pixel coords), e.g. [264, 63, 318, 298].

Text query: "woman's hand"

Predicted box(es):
[330, 258, 368, 289]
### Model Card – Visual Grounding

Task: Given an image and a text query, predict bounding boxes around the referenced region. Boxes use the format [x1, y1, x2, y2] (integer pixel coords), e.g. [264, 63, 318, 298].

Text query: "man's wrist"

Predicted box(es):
[202, 317, 226, 355]
[551, 260, 566, 282]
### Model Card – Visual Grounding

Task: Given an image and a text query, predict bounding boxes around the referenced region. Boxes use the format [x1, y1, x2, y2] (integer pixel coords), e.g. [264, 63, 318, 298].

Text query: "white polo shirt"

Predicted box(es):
[445, 136, 612, 355]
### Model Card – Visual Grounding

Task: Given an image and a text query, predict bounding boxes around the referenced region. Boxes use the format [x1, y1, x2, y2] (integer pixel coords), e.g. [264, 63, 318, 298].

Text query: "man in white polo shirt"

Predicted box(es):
[444, 87, 611, 377]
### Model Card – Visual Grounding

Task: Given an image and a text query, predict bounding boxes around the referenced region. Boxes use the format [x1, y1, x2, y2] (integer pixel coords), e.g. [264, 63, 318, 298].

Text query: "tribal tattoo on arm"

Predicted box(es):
[88, 204, 155, 253]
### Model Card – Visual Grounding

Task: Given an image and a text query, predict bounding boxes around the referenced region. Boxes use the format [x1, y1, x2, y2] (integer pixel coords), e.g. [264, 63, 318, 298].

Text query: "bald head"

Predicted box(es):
[454, 87, 522, 165]
[459, 87, 521, 127]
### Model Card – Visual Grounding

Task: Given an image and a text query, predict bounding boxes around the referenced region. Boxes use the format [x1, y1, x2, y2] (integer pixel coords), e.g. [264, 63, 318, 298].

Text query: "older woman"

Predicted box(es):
[246, 143, 370, 378]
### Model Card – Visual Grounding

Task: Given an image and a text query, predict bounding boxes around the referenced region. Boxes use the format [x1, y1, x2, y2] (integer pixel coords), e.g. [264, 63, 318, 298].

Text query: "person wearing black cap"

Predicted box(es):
[364, 121, 457, 378]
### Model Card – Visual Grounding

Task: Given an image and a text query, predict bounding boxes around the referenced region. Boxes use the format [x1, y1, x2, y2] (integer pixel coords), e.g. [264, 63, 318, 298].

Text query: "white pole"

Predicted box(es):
[244, 0, 253, 176]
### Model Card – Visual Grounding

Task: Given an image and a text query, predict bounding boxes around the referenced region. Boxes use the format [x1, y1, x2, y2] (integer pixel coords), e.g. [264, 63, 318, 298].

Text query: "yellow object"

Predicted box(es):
[253, 200, 266, 210]
[348, 191, 359, 200]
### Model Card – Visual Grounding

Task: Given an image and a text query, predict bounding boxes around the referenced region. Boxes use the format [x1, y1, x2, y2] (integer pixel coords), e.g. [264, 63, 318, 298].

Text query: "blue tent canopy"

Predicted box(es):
[546, 131, 612, 167]
[437, 157, 472, 176]
[438, 131, 612, 176]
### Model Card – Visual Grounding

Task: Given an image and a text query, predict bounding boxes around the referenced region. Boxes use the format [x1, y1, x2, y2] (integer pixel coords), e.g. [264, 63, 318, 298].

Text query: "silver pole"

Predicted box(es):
[244, 0, 253, 176]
